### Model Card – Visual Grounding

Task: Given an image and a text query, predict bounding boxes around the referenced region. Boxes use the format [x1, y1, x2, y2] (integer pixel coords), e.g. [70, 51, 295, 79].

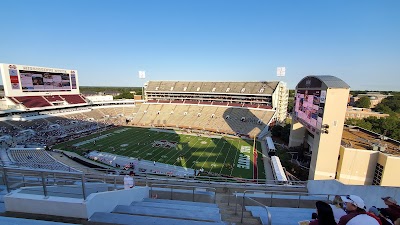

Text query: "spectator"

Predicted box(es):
[123, 171, 135, 190]
[338, 195, 380, 225]
[379, 197, 400, 223]
[330, 195, 347, 223]
[369, 207, 393, 225]
[309, 201, 336, 225]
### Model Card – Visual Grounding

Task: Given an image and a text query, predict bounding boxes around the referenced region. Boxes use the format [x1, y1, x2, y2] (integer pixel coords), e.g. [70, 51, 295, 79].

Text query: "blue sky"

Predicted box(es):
[0, 0, 399, 90]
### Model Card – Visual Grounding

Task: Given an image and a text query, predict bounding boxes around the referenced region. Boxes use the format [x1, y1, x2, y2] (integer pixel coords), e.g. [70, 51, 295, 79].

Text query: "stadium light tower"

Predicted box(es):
[138, 71, 146, 100]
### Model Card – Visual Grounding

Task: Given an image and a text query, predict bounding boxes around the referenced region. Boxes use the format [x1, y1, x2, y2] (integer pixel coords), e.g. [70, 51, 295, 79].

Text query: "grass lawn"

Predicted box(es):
[54, 126, 265, 179]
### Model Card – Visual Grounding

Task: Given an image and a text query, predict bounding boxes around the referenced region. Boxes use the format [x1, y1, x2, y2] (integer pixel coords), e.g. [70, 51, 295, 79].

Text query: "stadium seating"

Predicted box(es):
[246, 206, 315, 225]
[14, 96, 52, 108]
[89, 198, 225, 225]
[60, 95, 87, 104]
[7, 149, 79, 172]
[43, 95, 64, 102]
[131, 103, 274, 137]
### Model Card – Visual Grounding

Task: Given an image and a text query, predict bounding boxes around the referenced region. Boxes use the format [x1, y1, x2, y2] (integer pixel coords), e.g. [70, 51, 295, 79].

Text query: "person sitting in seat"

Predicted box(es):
[379, 197, 400, 224]
[338, 195, 380, 225]
[309, 201, 336, 225]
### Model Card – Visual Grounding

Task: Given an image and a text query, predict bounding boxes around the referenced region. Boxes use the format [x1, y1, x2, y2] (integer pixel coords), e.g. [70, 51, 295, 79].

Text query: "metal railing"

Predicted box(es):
[235, 190, 343, 225]
[241, 196, 272, 225]
[149, 183, 217, 203]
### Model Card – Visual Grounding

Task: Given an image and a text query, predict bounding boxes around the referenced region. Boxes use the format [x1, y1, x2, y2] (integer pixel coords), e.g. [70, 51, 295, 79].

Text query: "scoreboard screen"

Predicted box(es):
[0, 63, 80, 97]
[18, 70, 76, 92]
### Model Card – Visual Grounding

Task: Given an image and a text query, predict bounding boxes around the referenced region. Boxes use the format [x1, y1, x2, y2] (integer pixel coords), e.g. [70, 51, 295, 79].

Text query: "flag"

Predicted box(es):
[138, 71, 146, 79]
[277, 67, 286, 77]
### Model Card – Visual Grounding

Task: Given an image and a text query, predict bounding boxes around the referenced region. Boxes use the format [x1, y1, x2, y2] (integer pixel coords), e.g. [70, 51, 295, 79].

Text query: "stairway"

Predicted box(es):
[216, 194, 261, 225]
[89, 198, 226, 225]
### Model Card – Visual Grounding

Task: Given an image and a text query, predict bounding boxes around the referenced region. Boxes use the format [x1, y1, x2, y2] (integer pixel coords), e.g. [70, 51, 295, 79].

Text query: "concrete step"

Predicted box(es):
[89, 212, 227, 225]
[0, 216, 75, 225]
[143, 198, 218, 208]
[220, 214, 261, 225]
[113, 205, 221, 222]
[130, 201, 220, 213]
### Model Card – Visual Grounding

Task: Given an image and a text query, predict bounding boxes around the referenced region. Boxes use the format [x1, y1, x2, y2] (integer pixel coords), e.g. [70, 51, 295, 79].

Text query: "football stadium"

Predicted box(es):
[0, 63, 399, 225]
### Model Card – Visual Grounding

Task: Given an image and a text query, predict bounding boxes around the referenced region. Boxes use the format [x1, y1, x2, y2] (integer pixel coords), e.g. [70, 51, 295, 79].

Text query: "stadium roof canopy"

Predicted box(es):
[145, 81, 280, 95]
[296, 75, 350, 90]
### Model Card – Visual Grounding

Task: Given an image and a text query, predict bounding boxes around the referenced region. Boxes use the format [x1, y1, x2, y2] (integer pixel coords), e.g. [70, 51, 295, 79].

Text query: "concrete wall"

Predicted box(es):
[307, 180, 400, 208]
[85, 186, 149, 218]
[4, 186, 149, 219]
[4, 193, 87, 218]
[311, 88, 349, 180]
[379, 154, 400, 187]
[337, 146, 379, 185]
[288, 120, 306, 147]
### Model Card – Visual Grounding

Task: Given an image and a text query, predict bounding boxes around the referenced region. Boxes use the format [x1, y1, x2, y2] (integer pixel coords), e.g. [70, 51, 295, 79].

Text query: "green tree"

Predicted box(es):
[271, 125, 283, 137]
[287, 98, 294, 113]
[280, 124, 291, 143]
[114, 91, 134, 99]
[355, 96, 371, 108]
[375, 96, 400, 114]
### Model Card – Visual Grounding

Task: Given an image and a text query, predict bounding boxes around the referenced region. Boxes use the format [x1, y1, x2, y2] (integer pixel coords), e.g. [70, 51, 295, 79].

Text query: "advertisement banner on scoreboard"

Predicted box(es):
[0, 63, 80, 97]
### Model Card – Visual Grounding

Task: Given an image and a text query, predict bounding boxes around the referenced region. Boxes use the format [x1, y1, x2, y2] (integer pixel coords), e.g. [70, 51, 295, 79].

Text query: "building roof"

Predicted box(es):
[341, 125, 400, 156]
[297, 75, 350, 90]
[145, 81, 280, 95]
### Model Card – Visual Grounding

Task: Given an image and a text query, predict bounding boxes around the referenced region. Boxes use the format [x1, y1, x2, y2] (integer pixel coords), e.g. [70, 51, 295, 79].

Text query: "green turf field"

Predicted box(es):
[54, 126, 265, 179]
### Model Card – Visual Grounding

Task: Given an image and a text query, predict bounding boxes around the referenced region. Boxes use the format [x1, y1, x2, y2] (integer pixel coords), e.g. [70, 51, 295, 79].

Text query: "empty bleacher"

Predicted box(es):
[13, 96, 52, 108]
[43, 95, 64, 102]
[7, 149, 79, 172]
[60, 95, 87, 104]
[89, 198, 225, 225]
[131, 103, 274, 137]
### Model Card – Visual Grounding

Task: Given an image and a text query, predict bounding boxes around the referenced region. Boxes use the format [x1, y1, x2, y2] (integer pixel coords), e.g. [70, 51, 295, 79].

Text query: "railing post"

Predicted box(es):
[297, 194, 301, 208]
[192, 188, 195, 202]
[113, 176, 117, 190]
[241, 194, 245, 223]
[214, 189, 216, 204]
[22, 174, 26, 187]
[227, 188, 230, 206]
[170, 186, 173, 200]
[270, 192, 273, 206]
[234, 191, 238, 215]
[81, 174, 86, 200]
[41, 172, 48, 198]
[2, 168, 10, 193]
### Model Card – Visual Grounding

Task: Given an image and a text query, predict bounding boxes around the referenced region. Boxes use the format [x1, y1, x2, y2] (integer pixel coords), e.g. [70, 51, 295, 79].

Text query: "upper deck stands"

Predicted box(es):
[13, 96, 52, 108]
[146, 81, 279, 95]
[60, 95, 87, 104]
[8, 94, 87, 109]
[44, 95, 64, 102]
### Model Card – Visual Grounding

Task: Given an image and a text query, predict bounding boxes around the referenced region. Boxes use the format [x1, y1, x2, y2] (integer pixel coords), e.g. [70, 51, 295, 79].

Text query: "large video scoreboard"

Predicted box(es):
[0, 63, 80, 97]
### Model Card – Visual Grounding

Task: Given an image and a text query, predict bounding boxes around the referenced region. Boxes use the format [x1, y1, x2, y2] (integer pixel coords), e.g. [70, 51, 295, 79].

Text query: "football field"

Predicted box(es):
[54, 126, 265, 179]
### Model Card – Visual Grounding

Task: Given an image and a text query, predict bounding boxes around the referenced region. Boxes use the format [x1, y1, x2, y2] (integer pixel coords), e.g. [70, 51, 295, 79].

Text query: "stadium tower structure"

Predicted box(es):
[0, 63, 88, 110]
[136, 80, 288, 138]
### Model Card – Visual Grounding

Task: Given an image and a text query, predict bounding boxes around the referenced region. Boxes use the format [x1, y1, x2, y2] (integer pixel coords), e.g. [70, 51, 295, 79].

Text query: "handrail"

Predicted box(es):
[241, 190, 341, 208]
[241, 196, 272, 225]
[237, 189, 346, 224]
[149, 183, 217, 203]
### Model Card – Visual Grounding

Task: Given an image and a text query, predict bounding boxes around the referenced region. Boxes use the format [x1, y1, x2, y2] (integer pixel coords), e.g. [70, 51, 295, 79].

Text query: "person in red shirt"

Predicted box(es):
[379, 197, 400, 223]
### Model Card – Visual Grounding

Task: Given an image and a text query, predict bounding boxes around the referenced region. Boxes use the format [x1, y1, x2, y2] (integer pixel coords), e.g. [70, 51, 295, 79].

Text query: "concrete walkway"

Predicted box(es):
[260, 137, 274, 180]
